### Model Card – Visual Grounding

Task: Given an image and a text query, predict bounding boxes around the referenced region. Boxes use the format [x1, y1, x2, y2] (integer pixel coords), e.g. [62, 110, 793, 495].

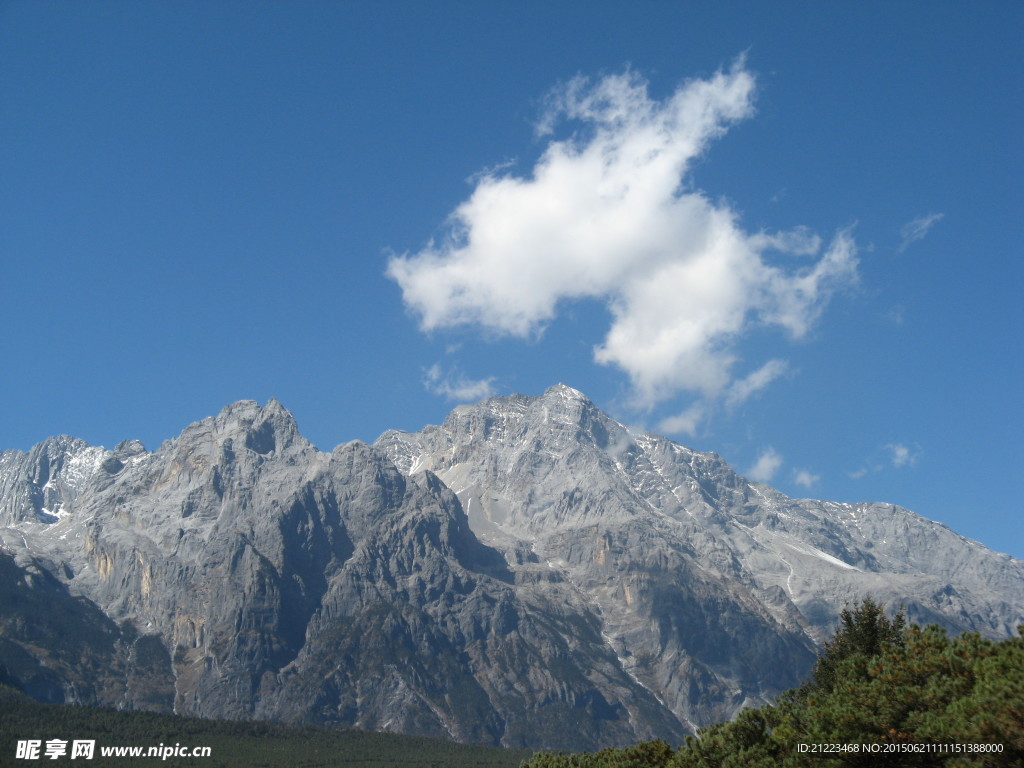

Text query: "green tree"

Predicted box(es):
[806, 597, 906, 695]
[673, 600, 1023, 768]
[521, 601, 1024, 768]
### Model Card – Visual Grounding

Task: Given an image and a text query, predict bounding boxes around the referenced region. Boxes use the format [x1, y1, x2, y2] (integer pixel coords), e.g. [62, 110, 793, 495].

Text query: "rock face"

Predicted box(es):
[1, 386, 1022, 750]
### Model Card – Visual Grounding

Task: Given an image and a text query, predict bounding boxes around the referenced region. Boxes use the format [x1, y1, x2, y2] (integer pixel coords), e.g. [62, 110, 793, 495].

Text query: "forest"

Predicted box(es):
[0, 688, 530, 768]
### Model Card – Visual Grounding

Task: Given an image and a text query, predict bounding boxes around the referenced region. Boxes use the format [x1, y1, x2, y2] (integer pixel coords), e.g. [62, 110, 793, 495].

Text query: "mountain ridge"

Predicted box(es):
[0, 386, 1021, 749]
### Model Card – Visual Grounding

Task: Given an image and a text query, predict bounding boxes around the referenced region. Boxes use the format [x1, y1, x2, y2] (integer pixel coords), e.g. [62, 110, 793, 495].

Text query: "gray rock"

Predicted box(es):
[0, 386, 1021, 750]
[375, 383, 1024, 723]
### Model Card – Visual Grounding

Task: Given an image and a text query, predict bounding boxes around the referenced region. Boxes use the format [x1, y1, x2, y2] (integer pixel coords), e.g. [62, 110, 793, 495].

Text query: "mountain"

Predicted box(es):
[375, 384, 1023, 722]
[1, 386, 1021, 750]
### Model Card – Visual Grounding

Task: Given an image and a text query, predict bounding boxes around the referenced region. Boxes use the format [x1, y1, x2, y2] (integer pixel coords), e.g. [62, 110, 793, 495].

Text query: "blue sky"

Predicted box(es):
[2, 2, 1021, 558]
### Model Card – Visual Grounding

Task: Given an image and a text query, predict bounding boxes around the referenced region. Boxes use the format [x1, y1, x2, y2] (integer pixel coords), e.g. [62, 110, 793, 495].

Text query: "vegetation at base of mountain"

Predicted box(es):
[0, 693, 532, 767]
[520, 599, 1024, 767]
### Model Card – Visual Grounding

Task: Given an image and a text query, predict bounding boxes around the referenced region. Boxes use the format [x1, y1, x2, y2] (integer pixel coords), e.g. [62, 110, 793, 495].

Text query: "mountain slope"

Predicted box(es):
[375, 384, 1024, 724]
[1, 386, 1021, 749]
[0, 399, 682, 749]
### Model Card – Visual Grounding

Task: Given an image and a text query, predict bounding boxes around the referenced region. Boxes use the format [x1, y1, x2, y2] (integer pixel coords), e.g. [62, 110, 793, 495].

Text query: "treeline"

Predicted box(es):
[0, 691, 531, 767]
[3, 601, 1021, 767]
[522, 600, 1024, 767]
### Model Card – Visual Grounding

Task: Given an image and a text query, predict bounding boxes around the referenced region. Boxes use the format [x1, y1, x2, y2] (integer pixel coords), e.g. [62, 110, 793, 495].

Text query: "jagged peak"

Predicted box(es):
[215, 398, 261, 419]
[264, 396, 289, 415]
[542, 382, 590, 402]
[212, 398, 298, 427]
[20, 436, 102, 483]
[113, 439, 147, 457]
[173, 398, 307, 456]
[33, 434, 94, 453]
[534, 382, 610, 428]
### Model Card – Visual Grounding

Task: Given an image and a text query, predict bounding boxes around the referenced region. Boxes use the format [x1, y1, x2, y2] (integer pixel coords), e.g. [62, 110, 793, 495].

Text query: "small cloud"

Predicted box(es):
[657, 403, 705, 437]
[467, 158, 518, 185]
[725, 359, 789, 407]
[898, 212, 944, 253]
[747, 447, 783, 483]
[423, 363, 496, 402]
[883, 305, 906, 326]
[793, 469, 820, 488]
[749, 226, 821, 256]
[848, 442, 921, 478]
[886, 442, 920, 468]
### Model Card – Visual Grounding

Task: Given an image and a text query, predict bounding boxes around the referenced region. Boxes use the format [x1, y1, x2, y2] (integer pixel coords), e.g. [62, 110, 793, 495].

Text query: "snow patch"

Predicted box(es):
[781, 540, 859, 571]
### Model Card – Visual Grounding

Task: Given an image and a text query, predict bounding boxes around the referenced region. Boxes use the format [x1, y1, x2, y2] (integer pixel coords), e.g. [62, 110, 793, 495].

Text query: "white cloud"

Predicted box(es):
[886, 442, 919, 468]
[388, 60, 858, 409]
[748, 226, 821, 256]
[747, 447, 783, 483]
[656, 402, 705, 437]
[725, 359, 790, 407]
[793, 469, 820, 488]
[849, 442, 921, 478]
[898, 212, 944, 253]
[884, 305, 906, 326]
[423, 363, 496, 402]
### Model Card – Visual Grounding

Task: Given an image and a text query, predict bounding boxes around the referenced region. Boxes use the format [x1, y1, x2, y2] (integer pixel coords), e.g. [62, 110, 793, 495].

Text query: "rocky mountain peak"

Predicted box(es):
[433, 382, 623, 455]
[542, 381, 589, 401]
[173, 398, 307, 458]
[0, 435, 108, 525]
[113, 439, 147, 457]
[530, 383, 624, 451]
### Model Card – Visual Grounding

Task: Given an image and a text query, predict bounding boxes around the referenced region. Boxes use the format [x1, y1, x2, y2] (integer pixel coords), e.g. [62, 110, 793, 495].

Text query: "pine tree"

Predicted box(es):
[806, 597, 906, 695]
